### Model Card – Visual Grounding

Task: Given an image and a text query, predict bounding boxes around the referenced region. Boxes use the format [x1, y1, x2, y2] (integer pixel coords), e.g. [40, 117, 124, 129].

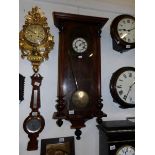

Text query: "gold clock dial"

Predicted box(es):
[24, 25, 46, 45]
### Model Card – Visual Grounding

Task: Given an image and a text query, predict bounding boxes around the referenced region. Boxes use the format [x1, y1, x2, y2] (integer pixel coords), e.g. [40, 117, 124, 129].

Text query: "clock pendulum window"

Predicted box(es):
[52, 12, 108, 140]
[19, 7, 54, 150]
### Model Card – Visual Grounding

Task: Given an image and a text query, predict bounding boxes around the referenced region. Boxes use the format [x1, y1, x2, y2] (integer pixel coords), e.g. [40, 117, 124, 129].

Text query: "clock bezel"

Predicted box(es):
[69, 27, 91, 58]
[110, 14, 135, 52]
[116, 145, 135, 155]
[72, 37, 88, 53]
[109, 67, 135, 108]
[23, 115, 45, 134]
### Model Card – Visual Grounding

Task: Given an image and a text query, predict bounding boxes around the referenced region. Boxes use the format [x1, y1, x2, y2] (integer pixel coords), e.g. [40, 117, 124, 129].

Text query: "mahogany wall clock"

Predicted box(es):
[53, 12, 108, 140]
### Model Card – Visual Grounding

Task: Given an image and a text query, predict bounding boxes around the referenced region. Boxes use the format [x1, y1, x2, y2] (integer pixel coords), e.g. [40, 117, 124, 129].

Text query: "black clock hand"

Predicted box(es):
[130, 81, 135, 88]
[118, 28, 135, 32]
[28, 29, 36, 34]
[125, 87, 131, 100]
[125, 81, 135, 99]
[128, 28, 135, 31]
[118, 28, 127, 31]
[79, 42, 85, 49]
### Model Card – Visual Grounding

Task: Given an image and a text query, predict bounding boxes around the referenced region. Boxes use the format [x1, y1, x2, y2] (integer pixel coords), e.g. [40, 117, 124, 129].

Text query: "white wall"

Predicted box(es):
[19, 0, 135, 155]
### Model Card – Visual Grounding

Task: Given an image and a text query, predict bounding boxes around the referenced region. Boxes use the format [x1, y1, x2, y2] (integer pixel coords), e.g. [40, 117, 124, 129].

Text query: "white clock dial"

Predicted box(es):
[72, 37, 88, 53]
[116, 145, 135, 155]
[116, 70, 135, 104]
[117, 18, 135, 43]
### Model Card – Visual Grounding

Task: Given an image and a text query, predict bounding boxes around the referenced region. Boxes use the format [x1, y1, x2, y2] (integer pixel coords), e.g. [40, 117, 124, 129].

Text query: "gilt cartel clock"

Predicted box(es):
[53, 12, 108, 139]
[110, 14, 135, 52]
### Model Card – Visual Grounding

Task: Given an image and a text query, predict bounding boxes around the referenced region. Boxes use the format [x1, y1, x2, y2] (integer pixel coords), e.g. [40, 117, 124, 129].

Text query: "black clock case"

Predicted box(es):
[109, 67, 135, 108]
[97, 120, 135, 155]
[110, 14, 135, 53]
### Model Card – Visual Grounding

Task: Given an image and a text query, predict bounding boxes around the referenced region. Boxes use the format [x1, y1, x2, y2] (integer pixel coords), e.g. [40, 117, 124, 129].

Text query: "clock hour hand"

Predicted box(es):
[118, 28, 135, 32]
[28, 29, 36, 34]
[118, 28, 127, 31]
[127, 28, 135, 32]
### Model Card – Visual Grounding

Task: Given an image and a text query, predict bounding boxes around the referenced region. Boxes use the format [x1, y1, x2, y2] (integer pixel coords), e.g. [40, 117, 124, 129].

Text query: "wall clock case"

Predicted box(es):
[110, 14, 135, 53]
[53, 12, 108, 139]
[110, 67, 135, 108]
[97, 120, 135, 155]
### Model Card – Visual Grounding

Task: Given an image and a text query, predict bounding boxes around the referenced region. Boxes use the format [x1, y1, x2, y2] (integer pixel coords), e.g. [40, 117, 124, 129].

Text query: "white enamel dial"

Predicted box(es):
[72, 37, 88, 53]
[117, 17, 135, 43]
[116, 145, 135, 155]
[116, 70, 135, 104]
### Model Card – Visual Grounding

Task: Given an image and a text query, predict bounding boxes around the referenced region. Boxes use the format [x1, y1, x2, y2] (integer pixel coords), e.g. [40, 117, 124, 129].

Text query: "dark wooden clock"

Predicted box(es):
[53, 12, 108, 140]
[110, 14, 135, 53]
[97, 120, 135, 155]
[110, 67, 135, 108]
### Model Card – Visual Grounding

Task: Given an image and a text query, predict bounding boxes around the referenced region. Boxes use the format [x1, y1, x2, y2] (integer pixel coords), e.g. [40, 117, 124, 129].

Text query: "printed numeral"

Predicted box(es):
[123, 95, 127, 100]
[123, 74, 127, 78]
[119, 90, 123, 95]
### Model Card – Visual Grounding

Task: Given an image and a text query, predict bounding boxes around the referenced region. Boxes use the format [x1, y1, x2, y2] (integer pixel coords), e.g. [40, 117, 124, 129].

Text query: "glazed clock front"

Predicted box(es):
[53, 12, 108, 139]
[117, 17, 135, 44]
[110, 67, 135, 108]
[97, 120, 135, 155]
[72, 37, 88, 53]
[24, 25, 46, 45]
[116, 145, 135, 155]
[110, 14, 135, 52]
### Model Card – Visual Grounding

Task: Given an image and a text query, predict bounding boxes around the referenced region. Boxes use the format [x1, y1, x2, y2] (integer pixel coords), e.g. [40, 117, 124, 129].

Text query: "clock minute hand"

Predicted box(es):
[118, 28, 135, 32]
[130, 81, 135, 88]
[125, 87, 131, 99]
[125, 81, 135, 99]
[118, 28, 127, 31]
[127, 28, 135, 32]
[28, 29, 36, 34]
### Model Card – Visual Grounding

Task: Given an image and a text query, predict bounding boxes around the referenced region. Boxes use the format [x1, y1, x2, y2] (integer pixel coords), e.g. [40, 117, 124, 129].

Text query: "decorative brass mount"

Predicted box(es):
[19, 6, 54, 72]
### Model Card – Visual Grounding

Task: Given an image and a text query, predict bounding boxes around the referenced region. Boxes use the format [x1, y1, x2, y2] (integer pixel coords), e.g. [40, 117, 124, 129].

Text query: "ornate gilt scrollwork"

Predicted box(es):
[19, 6, 54, 72]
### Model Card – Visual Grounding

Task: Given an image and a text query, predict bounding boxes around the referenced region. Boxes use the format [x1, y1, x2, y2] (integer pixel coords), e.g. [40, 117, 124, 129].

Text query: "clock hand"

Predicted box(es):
[125, 81, 135, 100]
[130, 81, 135, 88]
[118, 28, 127, 31]
[125, 87, 131, 100]
[127, 28, 135, 32]
[28, 29, 36, 34]
[118, 28, 135, 32]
